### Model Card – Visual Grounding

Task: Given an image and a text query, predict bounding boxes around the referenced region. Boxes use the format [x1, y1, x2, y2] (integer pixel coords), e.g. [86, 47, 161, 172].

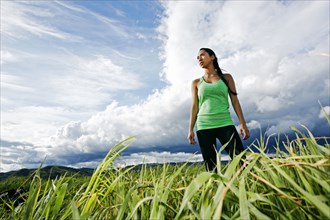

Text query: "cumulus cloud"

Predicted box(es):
[1, 106, 85, 145]
[48, 85, 190, 155]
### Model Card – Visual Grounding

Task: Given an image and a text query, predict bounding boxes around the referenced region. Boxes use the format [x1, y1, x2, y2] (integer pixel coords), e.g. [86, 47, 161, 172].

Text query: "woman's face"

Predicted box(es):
[197, 50, 213, 68]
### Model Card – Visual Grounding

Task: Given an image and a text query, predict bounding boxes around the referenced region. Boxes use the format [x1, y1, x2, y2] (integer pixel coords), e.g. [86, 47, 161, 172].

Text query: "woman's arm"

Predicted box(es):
[188, 79, 199, 144]
[224, 74, 250, 140]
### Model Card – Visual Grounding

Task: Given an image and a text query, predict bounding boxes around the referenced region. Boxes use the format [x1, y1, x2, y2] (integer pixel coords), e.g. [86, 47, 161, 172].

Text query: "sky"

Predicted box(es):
[1, 0, 329, 172]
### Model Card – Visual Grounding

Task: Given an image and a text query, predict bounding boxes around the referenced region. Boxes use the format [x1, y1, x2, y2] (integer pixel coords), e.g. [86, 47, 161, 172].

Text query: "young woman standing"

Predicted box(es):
[188, 48, 250, 171]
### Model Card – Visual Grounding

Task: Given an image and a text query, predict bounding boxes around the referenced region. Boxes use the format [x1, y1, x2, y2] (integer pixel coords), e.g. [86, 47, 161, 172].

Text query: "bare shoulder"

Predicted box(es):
[192, 78, 200, 83]
[192, 78, 200, 86]
[223, 73, 233, 80]
[223, 73, 235, 83]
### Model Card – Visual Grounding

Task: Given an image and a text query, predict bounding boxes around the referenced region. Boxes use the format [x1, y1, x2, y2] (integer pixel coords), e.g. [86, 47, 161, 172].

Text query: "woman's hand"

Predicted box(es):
[240, 124, 250, 140]
[188, 131, 197, 144]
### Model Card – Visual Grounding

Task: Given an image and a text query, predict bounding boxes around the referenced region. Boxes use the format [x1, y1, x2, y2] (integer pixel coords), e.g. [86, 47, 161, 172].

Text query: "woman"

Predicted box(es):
[188, 48, 250, 171]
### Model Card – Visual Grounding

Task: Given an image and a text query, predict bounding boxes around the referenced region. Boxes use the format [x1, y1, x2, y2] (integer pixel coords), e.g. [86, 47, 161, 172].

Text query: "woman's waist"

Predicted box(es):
[196, 113, 233, 131]
[197, 111, 231, 118]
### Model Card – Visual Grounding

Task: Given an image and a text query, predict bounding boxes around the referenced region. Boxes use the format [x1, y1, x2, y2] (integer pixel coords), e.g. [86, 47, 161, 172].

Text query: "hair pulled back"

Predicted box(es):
[199, 48, 237, 95]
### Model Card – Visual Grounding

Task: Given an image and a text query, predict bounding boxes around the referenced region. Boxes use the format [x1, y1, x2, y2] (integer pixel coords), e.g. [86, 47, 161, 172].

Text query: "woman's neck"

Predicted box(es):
[204, 67, 217, 77]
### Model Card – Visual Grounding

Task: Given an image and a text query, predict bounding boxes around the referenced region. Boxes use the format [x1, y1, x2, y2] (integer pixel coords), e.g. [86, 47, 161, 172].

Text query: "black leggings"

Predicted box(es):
[196, 125, 244, 171]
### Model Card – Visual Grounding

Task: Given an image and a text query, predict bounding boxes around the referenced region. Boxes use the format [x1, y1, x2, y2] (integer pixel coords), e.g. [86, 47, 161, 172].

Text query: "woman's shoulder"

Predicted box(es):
[191, 78, 201, 90]
[223, 73, 234, 81]
[192, 78, 201, 85]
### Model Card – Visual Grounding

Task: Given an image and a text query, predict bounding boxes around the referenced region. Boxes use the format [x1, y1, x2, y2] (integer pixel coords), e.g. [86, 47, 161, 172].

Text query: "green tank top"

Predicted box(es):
[196, 77, 234, 131]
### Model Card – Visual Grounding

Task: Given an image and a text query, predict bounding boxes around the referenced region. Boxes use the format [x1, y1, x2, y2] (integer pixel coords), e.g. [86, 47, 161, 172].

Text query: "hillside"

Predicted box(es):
[0, 166, 95, 182]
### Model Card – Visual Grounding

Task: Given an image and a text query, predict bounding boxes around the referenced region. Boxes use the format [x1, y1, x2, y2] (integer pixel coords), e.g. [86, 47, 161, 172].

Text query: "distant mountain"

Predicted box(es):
[0, 166, 95, 181]
[0, 162, 208, 182]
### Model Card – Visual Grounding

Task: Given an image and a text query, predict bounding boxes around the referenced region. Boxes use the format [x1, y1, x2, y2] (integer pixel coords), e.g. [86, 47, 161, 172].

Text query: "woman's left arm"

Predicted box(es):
[224, 74, 250, 140]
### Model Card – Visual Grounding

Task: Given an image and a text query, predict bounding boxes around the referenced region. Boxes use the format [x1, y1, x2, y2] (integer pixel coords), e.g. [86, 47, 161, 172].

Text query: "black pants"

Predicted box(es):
[196, 125, 244, 171]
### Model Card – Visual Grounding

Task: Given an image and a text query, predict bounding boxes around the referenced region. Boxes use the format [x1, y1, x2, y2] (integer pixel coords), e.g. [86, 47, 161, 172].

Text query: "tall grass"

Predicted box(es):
[1, 125, 329, 219]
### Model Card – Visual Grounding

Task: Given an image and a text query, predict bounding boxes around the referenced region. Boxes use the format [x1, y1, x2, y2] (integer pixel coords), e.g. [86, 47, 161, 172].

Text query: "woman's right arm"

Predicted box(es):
[188, 79, 199, 144]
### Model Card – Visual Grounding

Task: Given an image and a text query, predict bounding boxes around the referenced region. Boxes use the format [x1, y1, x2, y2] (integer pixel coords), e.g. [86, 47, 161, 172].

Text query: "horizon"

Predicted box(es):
[1, 1, 329, 172]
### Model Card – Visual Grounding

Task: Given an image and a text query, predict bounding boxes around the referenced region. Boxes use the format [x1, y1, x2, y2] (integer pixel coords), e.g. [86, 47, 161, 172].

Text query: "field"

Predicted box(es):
[0, 124, 329, 219]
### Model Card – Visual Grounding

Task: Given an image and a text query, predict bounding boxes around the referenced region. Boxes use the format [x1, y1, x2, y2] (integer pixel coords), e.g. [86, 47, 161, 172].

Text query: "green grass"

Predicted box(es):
[1, 125, 329, 219]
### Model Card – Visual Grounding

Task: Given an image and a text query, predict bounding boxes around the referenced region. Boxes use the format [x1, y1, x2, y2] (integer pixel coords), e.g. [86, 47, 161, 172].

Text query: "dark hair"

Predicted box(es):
[199, 48, 237, 95]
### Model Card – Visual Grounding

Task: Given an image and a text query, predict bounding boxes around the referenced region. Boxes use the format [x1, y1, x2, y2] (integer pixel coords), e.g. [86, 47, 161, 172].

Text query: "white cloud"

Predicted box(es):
[49, 55, 144, 109]
[48, 85, 190, 155]
[247, 120, 261, 130]
[0, 144, 45, 172]
[1, 106, 85, 145]
[1, 50, 17, 64]
[319, 106, 330, 119]
[1, 1, 77, 40]
[1, 52, 145, 148]
[256, 96, 286, 113]
[266, 120, 299, 135]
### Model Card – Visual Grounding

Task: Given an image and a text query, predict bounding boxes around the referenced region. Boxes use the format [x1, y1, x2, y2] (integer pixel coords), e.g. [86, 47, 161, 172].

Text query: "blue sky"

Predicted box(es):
[1, 0, 329, 172]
